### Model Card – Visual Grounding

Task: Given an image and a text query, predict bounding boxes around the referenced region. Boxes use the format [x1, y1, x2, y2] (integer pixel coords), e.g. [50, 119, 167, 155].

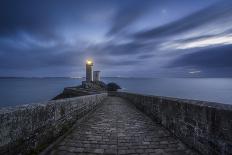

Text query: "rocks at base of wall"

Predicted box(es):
[82, 81, 107, 89]
[109, 91, 232, 155]
[53, 81, 107, 100]
[0, 93, 107, 155]
[107, 82, 121, 91]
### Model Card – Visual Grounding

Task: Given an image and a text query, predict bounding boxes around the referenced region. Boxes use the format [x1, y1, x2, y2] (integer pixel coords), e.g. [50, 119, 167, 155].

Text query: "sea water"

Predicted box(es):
[0, 77, 231, 107]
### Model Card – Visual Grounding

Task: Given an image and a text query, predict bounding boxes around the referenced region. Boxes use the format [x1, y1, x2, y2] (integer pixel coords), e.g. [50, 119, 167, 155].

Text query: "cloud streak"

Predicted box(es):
[107, 0, 153, 36]
[133, 1, 232, 40]
[169, 45, 232, 68]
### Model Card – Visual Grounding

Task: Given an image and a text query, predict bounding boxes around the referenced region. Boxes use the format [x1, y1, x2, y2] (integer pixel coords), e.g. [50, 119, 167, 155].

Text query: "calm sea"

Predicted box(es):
[0, 77, 232, 107]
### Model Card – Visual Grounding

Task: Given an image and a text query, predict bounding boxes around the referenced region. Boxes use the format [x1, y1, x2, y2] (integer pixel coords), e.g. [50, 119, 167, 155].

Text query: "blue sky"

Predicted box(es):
[0, 0, 231, 77]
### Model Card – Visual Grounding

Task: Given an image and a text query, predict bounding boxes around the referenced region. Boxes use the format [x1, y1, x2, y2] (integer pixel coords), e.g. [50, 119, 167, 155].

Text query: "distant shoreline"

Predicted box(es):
[0, 76, 84, 79]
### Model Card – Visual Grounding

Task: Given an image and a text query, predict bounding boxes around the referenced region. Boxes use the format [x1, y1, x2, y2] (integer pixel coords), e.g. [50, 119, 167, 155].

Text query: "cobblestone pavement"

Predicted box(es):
[47, 97, 198, 155]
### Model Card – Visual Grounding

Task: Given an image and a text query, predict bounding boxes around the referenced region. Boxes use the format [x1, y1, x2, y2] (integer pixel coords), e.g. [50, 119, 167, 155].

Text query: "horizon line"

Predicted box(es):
[0, 76, 232, 79]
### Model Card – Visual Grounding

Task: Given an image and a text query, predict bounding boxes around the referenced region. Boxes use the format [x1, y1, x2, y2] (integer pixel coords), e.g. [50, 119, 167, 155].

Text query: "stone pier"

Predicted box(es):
[1, 92, 232, 155]
[42, 97, 197, 155]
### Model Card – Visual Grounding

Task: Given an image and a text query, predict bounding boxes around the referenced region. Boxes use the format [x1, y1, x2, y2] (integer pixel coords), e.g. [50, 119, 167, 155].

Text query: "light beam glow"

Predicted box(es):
[86, 60, 93, 65]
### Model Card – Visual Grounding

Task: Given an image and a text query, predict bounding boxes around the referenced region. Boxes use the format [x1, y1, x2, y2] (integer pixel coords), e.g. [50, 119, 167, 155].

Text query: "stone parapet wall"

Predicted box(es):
[109, 92, 232, 155]
[0, 93, 107, 155]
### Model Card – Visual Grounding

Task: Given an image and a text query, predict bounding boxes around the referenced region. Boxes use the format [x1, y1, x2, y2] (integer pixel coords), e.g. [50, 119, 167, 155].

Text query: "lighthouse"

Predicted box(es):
[86, 60, 93, 82]
[93, 71, 100, 81]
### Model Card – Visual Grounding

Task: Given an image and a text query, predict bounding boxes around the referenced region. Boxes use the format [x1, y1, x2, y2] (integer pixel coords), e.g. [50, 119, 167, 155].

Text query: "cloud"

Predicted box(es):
[0, 0, 59, 40]
[107, 0, 153, 36]
[100, 40, 157, 56]
[0, 46, 83, 70]
[0, 0, 232, 77]
[161, 34, 232, 50]
[137, 54, 154, 59]
[133, 0, 232, 40]
[119, 0, 232, 77]
[189, 70, 201, 74]
[0, 0, 114, 40]
[169, 45, 232, 68]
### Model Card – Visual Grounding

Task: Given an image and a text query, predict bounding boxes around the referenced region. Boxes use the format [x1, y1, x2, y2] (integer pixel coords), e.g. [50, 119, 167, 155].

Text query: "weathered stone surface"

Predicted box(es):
[0, 93, 107, 155]
[109, 92, 232, 155]
[47, 97, 197, 155]
[2, 91, 231, 155]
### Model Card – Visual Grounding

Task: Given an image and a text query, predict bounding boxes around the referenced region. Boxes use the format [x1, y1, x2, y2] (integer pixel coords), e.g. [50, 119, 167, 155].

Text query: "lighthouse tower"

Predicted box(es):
[93, 71, 100, 81]
[86, 60, 93, 82]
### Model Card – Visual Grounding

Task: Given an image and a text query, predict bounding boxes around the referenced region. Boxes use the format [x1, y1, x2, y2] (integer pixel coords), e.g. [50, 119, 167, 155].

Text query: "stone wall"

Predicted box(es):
[109, 92, 232, 155]
[0, 93, 107, 155]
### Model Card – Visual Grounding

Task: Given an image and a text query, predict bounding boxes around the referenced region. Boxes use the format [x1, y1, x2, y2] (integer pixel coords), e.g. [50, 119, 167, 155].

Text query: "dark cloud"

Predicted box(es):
[97, 58, 141, 66]
[107, 0, 153, 36]
[101, 41, 157, 56]
[174, 34, 217, 43]
[0, 0, 59, 39]
[169, 45, 232, 68]
[133, 0, 232, 40]
[137, 54, 154, 59]
[0, 0, 113, 39]
[0, 46, 84, 70]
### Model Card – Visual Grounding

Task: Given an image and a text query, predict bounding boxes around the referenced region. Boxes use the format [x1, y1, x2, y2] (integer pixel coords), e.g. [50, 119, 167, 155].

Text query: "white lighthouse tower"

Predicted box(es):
[86, 60, 93, 82]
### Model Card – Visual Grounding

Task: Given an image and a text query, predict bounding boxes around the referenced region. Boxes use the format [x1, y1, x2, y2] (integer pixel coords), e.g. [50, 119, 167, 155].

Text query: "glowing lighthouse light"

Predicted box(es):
[86, 60, 93, 65]
[86, 59, 93, 82]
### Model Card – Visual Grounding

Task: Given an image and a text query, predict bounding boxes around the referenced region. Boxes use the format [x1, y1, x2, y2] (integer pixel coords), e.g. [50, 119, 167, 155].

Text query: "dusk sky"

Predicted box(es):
[0, 0, 232, 77]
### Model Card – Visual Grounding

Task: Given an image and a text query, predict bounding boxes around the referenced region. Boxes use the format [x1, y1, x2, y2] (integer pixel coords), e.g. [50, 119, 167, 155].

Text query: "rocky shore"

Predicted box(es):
[53, 81, 120, 100]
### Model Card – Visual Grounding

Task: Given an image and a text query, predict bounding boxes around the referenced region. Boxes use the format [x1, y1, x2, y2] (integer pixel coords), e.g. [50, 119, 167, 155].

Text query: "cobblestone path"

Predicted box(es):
[46, 97, 198, 155]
